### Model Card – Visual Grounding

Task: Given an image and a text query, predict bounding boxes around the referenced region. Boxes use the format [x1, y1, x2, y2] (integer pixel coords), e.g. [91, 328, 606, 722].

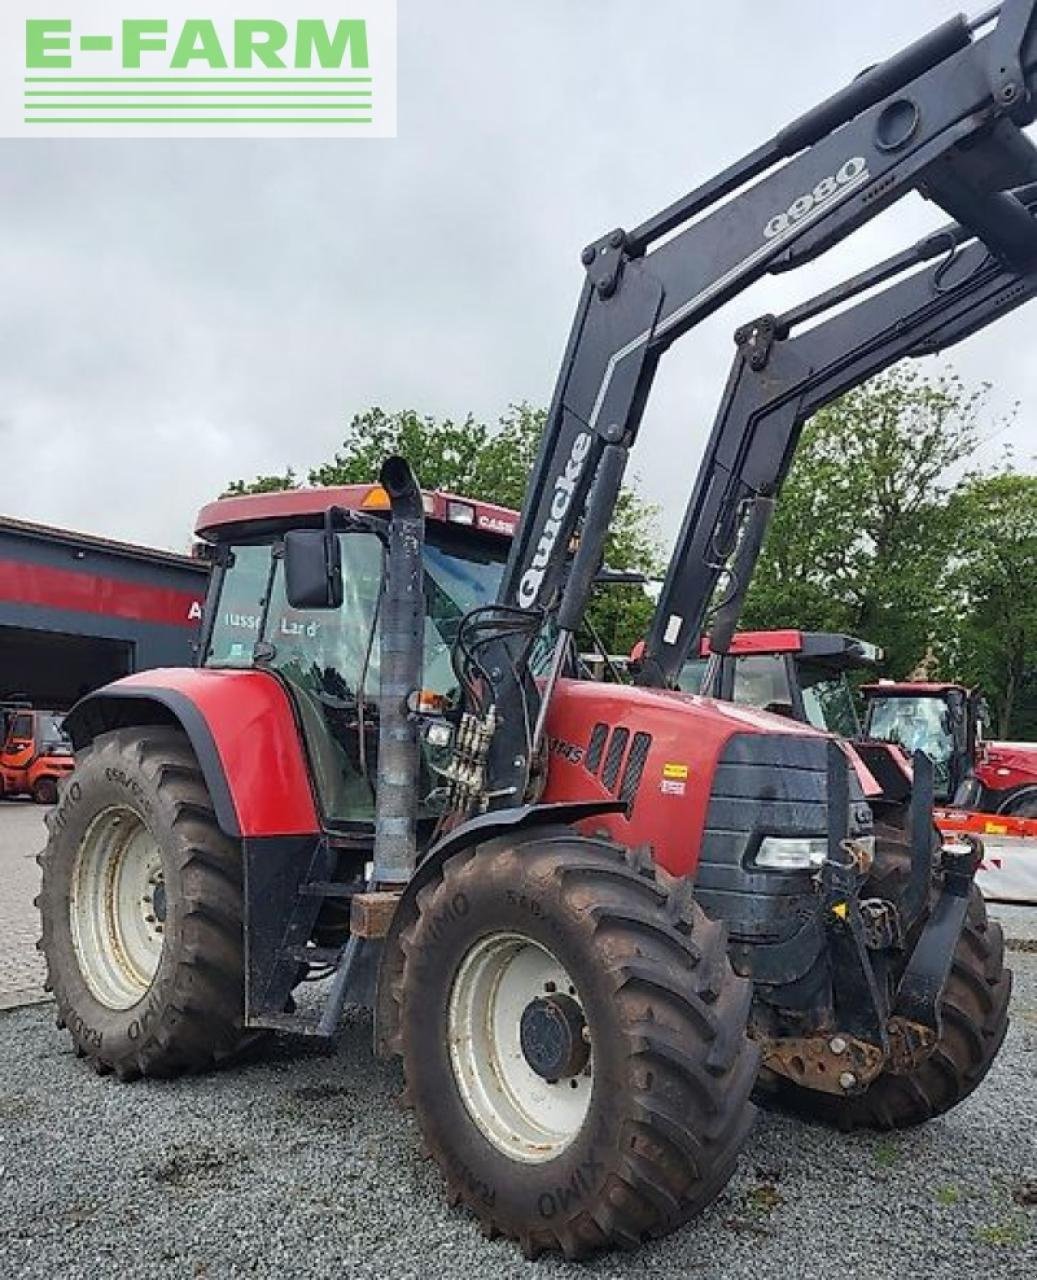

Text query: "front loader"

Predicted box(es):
[37, 2, 1037, 1258]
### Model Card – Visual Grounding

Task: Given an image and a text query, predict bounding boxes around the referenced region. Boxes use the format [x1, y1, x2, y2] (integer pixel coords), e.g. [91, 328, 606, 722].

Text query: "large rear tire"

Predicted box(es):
[37, 727, 253, 1080]
[758, 815, 1011, 1129]
[397, 829, 758, 1259]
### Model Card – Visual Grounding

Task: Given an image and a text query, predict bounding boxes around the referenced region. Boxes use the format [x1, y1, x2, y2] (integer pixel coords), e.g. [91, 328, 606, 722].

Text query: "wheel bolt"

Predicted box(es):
[829, 1037, 848, 1055]
[839, 1071, 857, 1091]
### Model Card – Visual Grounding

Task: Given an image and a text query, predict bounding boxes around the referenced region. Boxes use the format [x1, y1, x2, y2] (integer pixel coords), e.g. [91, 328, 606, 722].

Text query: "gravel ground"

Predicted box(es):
[1, 953, 1034, 1280]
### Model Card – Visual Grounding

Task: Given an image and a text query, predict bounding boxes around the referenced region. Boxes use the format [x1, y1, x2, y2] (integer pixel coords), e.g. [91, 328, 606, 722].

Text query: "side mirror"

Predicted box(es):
[284, 524, 343, 610]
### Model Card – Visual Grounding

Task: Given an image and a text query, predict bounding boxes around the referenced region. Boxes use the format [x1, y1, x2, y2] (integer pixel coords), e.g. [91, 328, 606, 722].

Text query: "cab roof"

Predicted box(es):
[195, 483, 519, 544]
[697, 630, 883, 667]
[861, 681, 971, 698]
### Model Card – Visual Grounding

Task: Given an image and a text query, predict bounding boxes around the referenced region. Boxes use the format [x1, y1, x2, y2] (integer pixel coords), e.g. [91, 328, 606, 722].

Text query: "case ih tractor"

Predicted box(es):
[862, 681, 1037, 815]
[38, 4, 1037, 1258]
[0, 703, 74, 804]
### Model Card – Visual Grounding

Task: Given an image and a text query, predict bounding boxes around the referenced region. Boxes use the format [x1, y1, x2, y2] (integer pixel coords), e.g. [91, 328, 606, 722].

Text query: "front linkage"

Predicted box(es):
[761, 745, 984, 1098]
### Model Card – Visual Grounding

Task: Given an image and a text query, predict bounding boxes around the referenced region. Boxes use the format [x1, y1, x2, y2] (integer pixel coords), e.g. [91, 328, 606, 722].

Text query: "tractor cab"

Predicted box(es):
[861, 681, 983, 804]
[194, 482, 523, 830]
[682, 630, 881, 738]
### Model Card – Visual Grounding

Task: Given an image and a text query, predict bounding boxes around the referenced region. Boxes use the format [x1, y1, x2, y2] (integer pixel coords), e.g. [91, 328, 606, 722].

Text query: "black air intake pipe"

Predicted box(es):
[372, 456, 425, 884]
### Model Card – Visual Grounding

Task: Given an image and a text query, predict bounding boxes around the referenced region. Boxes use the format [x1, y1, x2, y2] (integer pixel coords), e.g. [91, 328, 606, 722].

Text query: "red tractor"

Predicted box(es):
[38, 6, 1037, 1257]
[0, 703, 74, 804]
[862, 681, 1037, 817]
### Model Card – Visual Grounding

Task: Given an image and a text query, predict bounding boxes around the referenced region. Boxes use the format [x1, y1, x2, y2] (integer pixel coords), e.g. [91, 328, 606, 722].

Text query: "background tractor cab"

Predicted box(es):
[0, 703, 73, 803]
[862, 681, 1037, 816]
[678, 630, 881, 739]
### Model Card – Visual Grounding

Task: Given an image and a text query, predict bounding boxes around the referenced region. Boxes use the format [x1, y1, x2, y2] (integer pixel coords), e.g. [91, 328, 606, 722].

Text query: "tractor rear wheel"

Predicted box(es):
[37, 726, 253, 1080]
[396, 828, 758, 1259]
[758, 815, 1011, 1130]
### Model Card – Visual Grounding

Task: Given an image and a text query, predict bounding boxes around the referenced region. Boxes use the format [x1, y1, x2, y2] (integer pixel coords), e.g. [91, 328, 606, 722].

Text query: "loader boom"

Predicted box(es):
[467, 0, 1037, 808]
[639, 185, 1037, 687]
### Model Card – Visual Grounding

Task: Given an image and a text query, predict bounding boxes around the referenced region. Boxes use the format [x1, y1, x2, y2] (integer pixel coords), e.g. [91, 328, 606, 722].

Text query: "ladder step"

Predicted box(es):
[247, 1011, 332, 1038]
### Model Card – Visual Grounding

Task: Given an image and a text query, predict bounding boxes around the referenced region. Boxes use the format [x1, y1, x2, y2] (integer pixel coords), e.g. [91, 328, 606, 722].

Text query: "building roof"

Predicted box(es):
[0, 513, 202, 571]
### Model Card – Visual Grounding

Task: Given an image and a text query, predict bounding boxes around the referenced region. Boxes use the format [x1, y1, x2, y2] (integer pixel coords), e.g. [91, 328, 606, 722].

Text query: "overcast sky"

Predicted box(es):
[1, 0, 1034, 555]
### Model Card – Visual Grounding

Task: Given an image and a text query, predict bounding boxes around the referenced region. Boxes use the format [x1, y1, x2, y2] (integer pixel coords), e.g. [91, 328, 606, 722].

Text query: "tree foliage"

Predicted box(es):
[225, 404, 661, 653]
[742, 365, 1036, 736]
[935, 471, 1037, 737]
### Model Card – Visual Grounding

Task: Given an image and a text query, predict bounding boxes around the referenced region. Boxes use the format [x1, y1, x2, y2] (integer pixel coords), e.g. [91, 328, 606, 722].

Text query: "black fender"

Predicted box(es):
[373, 800, 625, 1058]
[64, 686, 241, 838]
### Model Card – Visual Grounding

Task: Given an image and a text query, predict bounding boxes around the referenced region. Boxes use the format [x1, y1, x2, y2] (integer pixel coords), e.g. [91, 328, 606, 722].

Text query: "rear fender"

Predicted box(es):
[64, 669, 319, 839]
[373, 800, 624, 1058]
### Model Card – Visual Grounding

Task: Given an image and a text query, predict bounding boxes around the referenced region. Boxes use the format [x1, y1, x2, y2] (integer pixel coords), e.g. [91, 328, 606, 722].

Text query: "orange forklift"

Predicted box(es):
[0, 702, 74, 804]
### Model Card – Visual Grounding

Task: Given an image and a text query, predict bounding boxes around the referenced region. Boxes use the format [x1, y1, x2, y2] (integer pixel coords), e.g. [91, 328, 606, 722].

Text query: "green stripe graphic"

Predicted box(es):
[25, 90, 372, 96]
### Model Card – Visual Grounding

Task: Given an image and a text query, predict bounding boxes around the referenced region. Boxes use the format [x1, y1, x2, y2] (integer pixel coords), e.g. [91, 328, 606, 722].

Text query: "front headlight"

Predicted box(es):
[754, 836, 829, 871]
[753, 834, 875, 871]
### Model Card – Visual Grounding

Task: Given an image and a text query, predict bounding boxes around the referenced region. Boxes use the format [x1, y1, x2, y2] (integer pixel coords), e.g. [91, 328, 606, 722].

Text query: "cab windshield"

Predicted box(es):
[203, 525, 508, 825]
[797, 662, 861, 737]
[866, 695, 955, 797]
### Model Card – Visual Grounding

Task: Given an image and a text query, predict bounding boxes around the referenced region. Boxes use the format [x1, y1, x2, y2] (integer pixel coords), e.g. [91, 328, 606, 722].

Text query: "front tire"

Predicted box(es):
[37, 727, 253, 1080]
[397, 829, 758, 1259]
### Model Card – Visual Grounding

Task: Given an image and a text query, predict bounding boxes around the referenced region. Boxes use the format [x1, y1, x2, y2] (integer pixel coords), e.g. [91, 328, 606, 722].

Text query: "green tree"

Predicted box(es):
[741, 366, 994, 676]
[225, 404, 661, 653]
[935, 470, 1037, 738]
[223, 466, 298, 496]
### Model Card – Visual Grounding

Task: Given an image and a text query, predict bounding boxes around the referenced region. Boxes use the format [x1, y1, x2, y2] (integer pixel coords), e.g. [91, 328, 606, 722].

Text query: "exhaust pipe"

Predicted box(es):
[372, 455, 426, 885]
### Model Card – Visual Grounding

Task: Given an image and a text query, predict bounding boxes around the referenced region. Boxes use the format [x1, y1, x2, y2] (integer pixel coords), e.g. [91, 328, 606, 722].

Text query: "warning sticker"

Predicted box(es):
[662, 763, 689, 780]
[661, 779, 686, 796]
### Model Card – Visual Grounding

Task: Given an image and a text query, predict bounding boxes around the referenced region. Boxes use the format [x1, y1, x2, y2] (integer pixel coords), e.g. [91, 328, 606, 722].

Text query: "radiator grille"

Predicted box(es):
[602, 727, 630, 791]
[619, 732, 652, 806]
[585, 722, 608, 774]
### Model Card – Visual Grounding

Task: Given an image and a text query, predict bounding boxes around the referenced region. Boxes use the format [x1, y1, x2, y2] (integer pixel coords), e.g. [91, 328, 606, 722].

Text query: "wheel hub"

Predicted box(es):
[69, 806, 166, 1010]
[447, 933, 593, 1163]
[519, 994, 589, 1081]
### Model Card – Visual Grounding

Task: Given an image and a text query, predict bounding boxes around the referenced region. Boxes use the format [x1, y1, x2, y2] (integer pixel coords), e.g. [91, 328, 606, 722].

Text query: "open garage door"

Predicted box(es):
[0, 626, 133, 710]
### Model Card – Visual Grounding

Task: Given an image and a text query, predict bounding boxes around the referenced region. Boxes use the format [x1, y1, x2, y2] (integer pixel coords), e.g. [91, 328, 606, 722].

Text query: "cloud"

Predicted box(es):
[0, 0, 1032, 555]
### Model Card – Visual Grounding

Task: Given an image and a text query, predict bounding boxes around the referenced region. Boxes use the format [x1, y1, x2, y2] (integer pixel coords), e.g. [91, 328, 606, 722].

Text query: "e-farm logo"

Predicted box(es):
[0, 2, 396, 137]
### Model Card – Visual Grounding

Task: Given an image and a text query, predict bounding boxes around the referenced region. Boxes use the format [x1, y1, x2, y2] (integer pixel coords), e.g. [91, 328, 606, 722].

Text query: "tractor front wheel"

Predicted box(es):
[37, 727, 253, 1080]
[397, 828, 758, 1259]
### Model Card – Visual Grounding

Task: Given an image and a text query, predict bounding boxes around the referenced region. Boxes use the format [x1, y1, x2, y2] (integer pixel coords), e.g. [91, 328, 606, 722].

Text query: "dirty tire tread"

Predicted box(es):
[396, 827, 758, 1259]
[38, 726, 256, 1080]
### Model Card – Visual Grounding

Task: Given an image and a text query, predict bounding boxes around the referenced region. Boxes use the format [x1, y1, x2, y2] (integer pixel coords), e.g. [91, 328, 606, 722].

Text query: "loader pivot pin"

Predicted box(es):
[519, 994, 590, 1081]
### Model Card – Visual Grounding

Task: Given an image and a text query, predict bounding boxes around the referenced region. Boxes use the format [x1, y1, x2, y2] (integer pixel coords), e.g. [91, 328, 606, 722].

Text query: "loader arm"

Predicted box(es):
[464, 0, 1037, 808]
[639, 185, 1037, 687]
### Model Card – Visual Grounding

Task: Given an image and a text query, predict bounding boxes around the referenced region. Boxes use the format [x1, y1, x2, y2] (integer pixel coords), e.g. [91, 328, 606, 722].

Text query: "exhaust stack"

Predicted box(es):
[372, 455, 426, 885]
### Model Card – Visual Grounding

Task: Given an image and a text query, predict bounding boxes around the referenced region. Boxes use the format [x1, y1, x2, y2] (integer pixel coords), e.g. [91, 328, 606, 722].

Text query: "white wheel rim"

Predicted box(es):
[447, 933, 593, 1164]
[70, 806, 166, 1010]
